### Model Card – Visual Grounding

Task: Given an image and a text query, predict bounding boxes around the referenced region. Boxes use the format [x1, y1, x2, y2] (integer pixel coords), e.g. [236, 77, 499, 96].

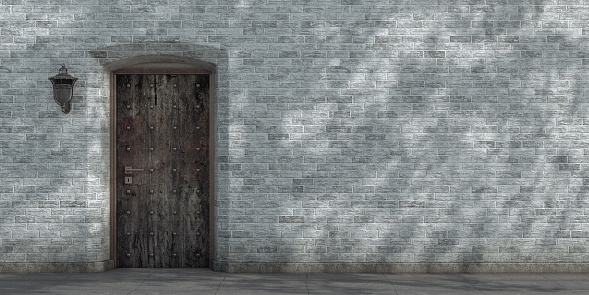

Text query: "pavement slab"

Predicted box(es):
[0, 269, 588, 294]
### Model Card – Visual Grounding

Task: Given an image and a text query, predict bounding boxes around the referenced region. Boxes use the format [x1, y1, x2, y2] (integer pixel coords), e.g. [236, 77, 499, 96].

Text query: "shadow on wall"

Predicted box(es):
[225, 0, 589, 265]
[387, 1, 588, 264]
[0, 57, 112, 268]
[377, 0, 589, 265]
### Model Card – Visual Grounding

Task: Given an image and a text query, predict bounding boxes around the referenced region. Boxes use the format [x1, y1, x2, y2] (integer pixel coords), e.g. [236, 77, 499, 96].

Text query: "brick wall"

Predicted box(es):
[1, 0, 589, 271]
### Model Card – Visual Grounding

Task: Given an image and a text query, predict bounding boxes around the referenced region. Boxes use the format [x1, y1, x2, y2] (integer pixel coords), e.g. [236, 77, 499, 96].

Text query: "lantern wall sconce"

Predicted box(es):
[49, 64, 77, 114]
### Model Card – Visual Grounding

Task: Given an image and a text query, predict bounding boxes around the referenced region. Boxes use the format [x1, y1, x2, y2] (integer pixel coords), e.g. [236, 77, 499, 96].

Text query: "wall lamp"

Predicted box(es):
[49, 64, 77, 114]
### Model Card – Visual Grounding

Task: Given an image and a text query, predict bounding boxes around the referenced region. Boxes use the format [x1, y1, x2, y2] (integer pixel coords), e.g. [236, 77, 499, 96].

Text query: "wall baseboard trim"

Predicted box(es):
[211, 262, 589, 273]
[0, 260, 115, 273]
[5, 261, 588, 273]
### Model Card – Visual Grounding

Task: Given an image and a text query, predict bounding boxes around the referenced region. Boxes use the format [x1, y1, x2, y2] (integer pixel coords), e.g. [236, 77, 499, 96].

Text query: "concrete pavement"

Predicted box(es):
[1, 269, 589, 294]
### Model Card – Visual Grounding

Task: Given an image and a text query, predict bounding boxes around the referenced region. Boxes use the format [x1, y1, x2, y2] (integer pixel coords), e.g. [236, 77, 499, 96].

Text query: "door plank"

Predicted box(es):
[116, 74, 152, 267]
[176, 74, 210, 267]
[151, 74, 177, 267]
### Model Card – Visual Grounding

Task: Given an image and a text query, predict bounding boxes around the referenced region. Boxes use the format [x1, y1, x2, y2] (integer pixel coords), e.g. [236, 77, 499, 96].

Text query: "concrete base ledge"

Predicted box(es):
[5, 261, 589, 273]
[212, 261, 589, 273]
[0, 260, 114, 273]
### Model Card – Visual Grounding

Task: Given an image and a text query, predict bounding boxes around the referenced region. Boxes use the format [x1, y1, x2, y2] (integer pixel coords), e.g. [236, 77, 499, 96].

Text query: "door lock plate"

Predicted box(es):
[125, 176, 132, 184]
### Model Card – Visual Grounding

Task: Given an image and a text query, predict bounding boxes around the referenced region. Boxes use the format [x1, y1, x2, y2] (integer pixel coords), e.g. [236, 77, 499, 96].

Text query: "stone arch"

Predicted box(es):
[104, 55, 217, 74]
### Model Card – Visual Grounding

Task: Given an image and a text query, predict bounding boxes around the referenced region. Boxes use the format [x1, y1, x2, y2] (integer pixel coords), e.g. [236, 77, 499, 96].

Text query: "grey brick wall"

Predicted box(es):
[1, 0, 589, 271]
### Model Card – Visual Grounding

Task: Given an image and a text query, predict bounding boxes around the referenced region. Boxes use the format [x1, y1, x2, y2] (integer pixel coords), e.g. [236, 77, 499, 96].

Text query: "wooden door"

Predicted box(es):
[115, 74, 209, 268]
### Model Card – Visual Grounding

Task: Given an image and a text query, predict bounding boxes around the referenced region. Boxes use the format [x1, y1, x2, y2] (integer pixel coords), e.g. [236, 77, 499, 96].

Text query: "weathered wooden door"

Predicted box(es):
[115, 74, 209, 268]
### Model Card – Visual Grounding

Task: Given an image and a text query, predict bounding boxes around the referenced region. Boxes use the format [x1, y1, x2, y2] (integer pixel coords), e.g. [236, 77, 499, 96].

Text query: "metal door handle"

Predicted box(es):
[125, 166, 144, 174]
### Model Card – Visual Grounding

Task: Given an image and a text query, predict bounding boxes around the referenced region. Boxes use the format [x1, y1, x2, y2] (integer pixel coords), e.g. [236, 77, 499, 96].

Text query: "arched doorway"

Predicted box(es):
[108, 58, 215, 268]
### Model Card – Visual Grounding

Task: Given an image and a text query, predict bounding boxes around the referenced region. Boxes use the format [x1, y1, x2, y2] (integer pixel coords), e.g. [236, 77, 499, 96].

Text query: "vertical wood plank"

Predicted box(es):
[116, 74, 152, 267]
[177, 74, 210, 267]
[152, 74, 175, 267]
[166, 75, 184, 268]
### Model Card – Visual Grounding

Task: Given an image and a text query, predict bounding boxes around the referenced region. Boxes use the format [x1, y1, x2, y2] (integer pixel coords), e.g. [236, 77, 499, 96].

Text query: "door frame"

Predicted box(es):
[109, 61, 215, 268]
